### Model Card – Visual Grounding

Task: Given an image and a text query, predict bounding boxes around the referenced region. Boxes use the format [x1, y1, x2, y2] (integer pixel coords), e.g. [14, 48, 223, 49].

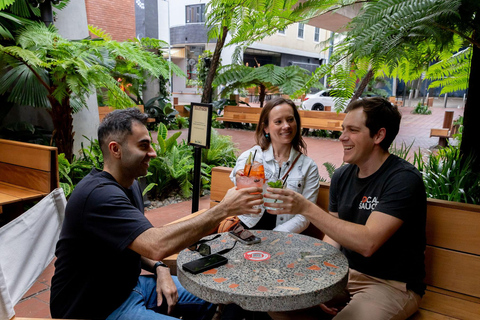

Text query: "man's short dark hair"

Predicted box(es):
[98, 108, 149, 156]
[346, 97, 401, 151]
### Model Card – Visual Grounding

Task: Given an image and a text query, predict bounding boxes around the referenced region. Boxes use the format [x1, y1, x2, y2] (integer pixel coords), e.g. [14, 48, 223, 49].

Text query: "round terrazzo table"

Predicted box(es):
[177, 230, 349, 312]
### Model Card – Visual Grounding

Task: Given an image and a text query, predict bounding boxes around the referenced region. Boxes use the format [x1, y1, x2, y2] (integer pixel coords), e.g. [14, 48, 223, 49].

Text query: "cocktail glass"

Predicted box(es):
[264, 183, 283, 211]
[236, 160, 265, 217]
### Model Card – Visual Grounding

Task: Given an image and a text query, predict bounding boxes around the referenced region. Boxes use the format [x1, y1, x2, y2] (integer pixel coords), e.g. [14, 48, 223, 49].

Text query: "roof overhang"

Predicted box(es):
[298, 1, 363, 33]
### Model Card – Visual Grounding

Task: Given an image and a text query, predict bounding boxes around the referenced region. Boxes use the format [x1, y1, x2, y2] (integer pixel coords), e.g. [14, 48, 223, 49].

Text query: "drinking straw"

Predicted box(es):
[247, 150, 257, 176]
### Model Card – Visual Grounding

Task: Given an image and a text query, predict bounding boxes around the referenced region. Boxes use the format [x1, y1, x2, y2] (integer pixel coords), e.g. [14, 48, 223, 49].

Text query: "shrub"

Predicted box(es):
[414, 146, 480, 204]
[412, 102, 432, 115]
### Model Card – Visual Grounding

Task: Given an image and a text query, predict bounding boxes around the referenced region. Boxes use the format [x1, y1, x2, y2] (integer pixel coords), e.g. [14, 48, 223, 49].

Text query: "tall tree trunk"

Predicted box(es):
[48, 95, 74, 163]
[460, 30, 480, 172]
[201, 26, 229, 103]
[350, 68, 374, 104]
[259, 84, 266, 108]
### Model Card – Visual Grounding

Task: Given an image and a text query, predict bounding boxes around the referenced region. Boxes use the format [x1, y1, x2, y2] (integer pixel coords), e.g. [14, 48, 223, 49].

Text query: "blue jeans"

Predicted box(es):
[107, 275, 216, 320]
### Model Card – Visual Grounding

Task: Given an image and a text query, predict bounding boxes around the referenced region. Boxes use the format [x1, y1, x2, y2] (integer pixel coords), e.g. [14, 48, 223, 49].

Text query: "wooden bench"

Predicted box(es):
[430, 111, 459, 147]
[299, 110, 346, 132]
[215, 105, 262, 124]
[389, 96, 404, 107]
[0, 139, 59, 219]
[200, 166, 480, 319]
[174, 105, 190, 117]
[98, 105, 155, 123]
[215, 106, 345, 132]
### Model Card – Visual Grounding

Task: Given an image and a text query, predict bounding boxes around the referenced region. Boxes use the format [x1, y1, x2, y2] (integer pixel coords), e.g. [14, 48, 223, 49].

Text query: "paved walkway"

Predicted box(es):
[13, 98, 464, 318]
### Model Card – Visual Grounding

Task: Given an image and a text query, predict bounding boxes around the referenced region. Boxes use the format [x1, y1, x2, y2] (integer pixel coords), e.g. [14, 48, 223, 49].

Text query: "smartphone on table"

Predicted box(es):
[228, 225, 261, 245]
[182, 253, 228, 274]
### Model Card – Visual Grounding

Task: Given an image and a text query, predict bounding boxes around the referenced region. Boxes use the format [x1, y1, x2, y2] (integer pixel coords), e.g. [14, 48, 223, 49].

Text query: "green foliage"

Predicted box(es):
[146, 126, 238, 199]
[144, 95, 178, 127]
[319, 161, 342, 182]
[58, 137, 103, 197]
[414, 146, 480, 204]
[412, 102, 432, 115]
[389, 141, 414, 161]
[452, 116, 463, 142]
[213, 64, 310, 103]
[267, 180, 283, 188]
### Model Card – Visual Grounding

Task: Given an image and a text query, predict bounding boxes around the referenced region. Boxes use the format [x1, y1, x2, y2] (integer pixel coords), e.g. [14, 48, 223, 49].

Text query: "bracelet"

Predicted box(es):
[153, 261, 169, 275]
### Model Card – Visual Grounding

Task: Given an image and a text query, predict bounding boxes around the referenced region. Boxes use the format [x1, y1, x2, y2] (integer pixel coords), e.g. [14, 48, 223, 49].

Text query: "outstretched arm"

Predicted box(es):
[265, 188, 403, 257]
[129, 186, 263, 261]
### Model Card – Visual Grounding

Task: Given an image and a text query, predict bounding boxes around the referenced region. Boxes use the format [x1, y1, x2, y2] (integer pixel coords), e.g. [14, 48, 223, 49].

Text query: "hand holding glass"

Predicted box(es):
[236, 160, 265, 217]
[264, 180, 284, 210]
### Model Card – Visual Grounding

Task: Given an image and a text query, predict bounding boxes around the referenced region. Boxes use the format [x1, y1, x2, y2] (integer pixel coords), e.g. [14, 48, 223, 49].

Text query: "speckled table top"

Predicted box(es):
[177, 230, 349, 312]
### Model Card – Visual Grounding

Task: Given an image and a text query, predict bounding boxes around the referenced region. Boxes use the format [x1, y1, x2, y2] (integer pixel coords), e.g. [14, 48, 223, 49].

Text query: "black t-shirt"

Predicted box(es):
[50, 169, 153, 319]
[329, 155, 426, 296]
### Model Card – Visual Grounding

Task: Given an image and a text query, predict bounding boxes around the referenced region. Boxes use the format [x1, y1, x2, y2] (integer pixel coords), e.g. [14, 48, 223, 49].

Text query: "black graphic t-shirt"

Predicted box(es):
[329, 155, 426, 296]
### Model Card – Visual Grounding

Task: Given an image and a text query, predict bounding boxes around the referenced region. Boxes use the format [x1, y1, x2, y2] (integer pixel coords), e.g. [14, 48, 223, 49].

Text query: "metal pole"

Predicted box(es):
[444, 93, 448, 108]
[166, 0, 173, 108]
[192, 146, 202, 213]
[40, 0, 54, 27]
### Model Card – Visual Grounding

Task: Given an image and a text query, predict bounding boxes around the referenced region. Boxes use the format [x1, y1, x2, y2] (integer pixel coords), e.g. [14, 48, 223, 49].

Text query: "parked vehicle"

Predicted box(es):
[301, 90, 350, 111]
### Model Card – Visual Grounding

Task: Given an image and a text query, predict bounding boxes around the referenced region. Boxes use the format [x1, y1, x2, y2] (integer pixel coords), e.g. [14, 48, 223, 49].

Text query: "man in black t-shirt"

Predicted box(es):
[266, 97, 426, 320]
[50, 108, 263, 320]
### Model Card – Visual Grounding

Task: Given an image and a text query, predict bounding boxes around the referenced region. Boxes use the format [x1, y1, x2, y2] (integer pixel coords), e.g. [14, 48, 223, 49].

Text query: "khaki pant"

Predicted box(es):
[269, 268, 422, 320]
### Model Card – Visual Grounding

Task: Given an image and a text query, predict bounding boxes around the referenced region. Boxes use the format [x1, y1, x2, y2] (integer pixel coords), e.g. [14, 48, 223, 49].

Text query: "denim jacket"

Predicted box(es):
[230, 145, 320, 233]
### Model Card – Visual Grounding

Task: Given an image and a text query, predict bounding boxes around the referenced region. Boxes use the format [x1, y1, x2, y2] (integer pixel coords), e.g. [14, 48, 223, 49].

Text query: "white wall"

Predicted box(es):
[56, 0, 99, 157]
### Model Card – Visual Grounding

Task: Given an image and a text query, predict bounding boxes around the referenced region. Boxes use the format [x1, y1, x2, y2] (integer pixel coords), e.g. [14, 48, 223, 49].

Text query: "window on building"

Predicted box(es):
[186, 45, 205, 87]
[278, 28, 285, 35]
[298, 23, 304, 39]
[186, 4, 205, 23]
[314, 27, 320, 42]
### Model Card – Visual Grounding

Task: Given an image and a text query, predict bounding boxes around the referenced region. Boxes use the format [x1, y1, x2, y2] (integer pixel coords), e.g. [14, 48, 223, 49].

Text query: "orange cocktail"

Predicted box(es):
[236, 160, 265, 216]
[238, 161, 265, 193]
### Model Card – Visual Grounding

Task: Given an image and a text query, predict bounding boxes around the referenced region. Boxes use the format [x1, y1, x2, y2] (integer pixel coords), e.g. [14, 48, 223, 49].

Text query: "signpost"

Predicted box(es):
[188, 102, 212, 213]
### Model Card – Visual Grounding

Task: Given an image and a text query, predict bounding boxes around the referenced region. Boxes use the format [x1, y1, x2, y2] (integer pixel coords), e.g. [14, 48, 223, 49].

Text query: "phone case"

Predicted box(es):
[228, 231, 261, 245]
[182, 253, 228, 274]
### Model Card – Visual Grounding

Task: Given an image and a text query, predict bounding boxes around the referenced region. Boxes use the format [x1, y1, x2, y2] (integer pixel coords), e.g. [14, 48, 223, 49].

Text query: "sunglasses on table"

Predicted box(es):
[188, 234, 237, 256]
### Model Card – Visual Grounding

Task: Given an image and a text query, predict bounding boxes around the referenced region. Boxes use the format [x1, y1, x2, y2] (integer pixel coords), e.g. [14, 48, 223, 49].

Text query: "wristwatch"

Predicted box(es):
[153, 261, 169, 275]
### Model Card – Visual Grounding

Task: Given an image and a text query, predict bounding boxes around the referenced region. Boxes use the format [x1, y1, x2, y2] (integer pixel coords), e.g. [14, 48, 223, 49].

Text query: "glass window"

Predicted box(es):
[186, 4, 205, 23]
[278, 28, 285, 35]
[314, 27, 320, 42]
[186, 45, 205, 86]
[298, 23, 304, 39]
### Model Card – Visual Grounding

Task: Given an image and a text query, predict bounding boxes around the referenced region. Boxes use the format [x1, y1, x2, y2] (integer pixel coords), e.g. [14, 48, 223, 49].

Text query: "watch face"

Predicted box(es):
[135, 0, 145, 9]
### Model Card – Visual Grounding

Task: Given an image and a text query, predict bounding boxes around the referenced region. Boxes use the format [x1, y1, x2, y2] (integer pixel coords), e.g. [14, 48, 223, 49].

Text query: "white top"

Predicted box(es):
[230, 145, 320, 233]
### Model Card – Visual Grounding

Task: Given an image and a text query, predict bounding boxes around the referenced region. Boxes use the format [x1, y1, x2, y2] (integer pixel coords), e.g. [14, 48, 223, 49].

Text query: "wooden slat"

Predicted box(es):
[299, 110, 346, 120]
[316, 182, 330, 211]
[0, 163, 52, 193]
[0, 182, 45, 200]
[425, 246, 480, 298]
[0, 139, 54, 171]
[417, 288, 480, 320]
[426, 199, 480, 255]
[0, 192, 19, 205]
[210, 167, 234, 203]
[224, 105, 262, 114]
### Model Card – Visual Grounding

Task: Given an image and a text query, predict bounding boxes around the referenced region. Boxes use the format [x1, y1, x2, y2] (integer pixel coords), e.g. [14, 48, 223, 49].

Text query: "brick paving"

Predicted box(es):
[13, 97, 464, 318]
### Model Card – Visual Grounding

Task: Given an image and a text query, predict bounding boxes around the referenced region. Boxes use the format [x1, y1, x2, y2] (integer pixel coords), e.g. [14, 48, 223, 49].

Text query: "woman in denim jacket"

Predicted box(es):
[230, 97, 320, 234]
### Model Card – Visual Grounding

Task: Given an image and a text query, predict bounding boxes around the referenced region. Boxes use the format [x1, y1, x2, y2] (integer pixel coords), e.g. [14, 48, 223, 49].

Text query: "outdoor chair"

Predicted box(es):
[0, 188, 66, 320]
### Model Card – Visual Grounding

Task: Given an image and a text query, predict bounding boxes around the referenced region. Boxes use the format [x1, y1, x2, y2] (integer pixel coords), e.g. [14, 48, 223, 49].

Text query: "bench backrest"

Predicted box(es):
[442, 111, 454, 129]
[210, 166, 480, 299]
[223, 105, 262, 115]
[98, 105, 145, 122]
[298, 110, 346, 121]
[0, 139, 59, 193]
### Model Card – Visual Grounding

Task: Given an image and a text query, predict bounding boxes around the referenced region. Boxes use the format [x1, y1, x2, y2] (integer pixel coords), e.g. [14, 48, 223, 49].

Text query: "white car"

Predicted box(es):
[301, 90, 350, 111]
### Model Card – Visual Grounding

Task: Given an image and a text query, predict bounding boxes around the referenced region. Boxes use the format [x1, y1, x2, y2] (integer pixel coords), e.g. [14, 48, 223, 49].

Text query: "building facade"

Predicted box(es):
[136, 0, 332, 103]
